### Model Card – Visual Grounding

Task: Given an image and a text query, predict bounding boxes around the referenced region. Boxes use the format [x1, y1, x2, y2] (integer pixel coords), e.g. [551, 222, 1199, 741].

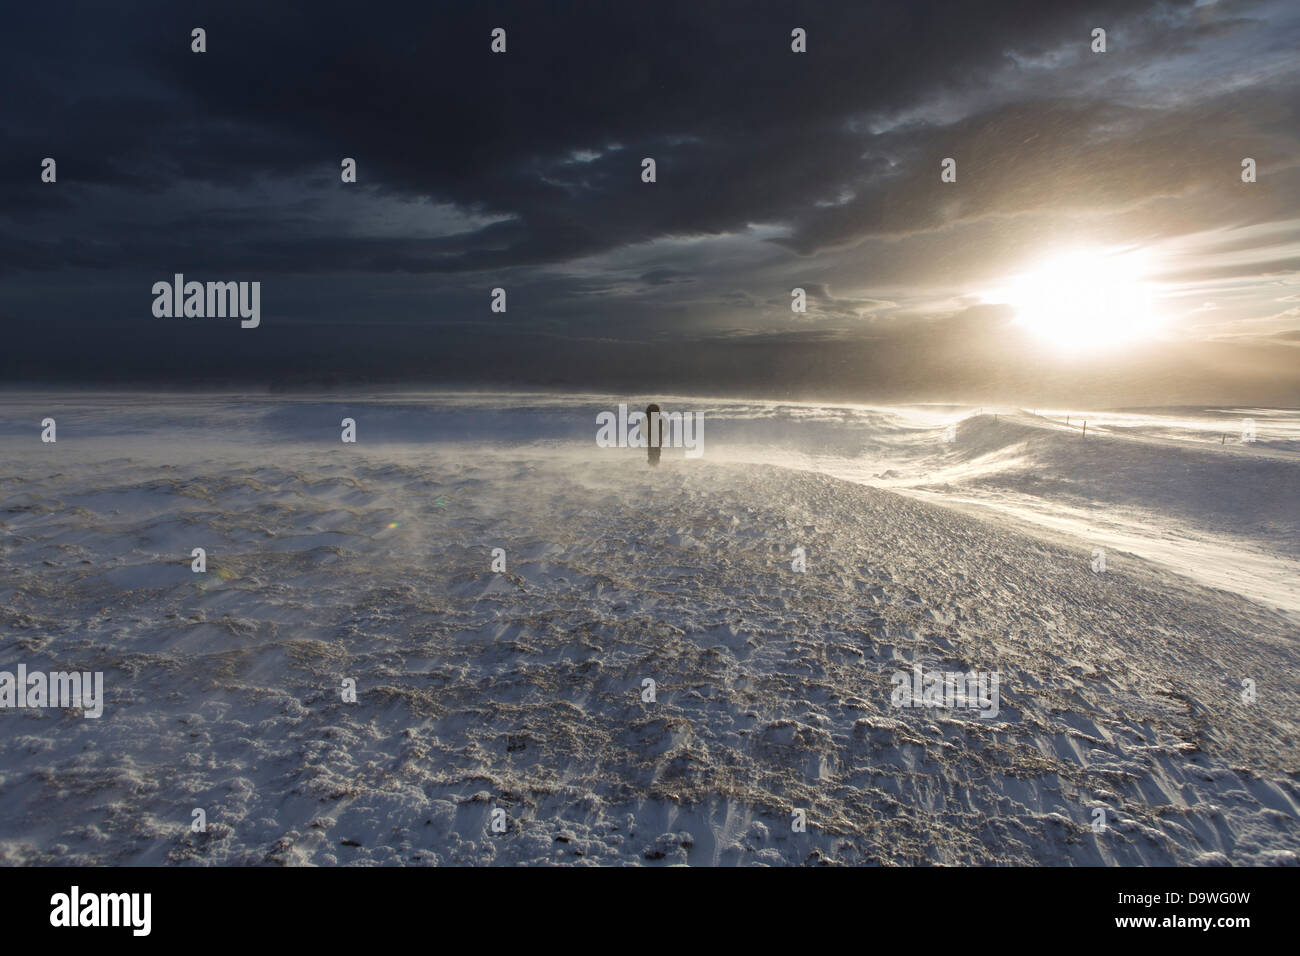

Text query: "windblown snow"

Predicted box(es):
[0, 393, 1296, 865]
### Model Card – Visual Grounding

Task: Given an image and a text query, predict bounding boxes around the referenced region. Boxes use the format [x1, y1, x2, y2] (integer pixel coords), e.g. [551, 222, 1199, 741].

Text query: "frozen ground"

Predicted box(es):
[0, 393, 1296, 865]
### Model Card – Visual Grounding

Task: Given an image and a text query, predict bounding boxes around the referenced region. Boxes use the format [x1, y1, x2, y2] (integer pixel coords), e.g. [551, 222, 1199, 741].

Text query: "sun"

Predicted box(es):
[987, 248, 1162, 354]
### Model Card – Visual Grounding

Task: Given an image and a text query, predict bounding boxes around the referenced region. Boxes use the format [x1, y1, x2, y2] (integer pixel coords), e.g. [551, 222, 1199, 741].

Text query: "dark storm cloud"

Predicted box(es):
[0, 0, 1163, 270]
[1, 0, 1298, 401]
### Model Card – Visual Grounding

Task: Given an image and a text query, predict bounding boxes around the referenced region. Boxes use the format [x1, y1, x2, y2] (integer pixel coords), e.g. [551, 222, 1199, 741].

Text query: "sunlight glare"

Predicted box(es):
[988, 248, 1162, 354]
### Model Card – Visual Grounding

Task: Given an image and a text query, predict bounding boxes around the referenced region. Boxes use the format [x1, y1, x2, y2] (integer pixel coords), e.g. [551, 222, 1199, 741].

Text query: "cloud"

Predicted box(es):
[0, 0, 1297, 401]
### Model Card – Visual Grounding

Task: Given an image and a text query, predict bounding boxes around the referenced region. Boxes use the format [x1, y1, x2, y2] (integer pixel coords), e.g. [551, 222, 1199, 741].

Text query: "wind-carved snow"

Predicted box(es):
[0, 395, 1296, 865]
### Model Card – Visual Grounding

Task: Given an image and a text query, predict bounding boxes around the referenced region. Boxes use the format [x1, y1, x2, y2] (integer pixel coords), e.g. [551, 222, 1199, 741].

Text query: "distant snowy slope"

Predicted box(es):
[870, 411, 1300, 614]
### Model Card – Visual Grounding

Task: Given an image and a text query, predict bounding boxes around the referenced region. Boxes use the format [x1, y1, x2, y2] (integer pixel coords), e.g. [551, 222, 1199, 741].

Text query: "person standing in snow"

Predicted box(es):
[646, 403, 663, 467]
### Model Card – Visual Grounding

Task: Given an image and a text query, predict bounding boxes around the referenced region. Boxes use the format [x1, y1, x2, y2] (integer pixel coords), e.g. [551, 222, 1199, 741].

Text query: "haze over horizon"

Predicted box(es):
[2, 0, 1298, 405]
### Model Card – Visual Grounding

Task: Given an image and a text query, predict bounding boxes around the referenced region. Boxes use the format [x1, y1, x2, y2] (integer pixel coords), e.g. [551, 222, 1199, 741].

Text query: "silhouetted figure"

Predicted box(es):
[646, 403, 663, 467]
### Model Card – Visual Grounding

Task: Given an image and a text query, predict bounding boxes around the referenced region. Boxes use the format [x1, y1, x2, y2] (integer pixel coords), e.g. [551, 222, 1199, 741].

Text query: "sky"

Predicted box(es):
[1, 0, 1298, 405]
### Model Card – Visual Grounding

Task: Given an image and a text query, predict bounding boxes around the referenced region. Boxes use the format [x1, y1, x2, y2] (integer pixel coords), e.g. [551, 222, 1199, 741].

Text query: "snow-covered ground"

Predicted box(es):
[0, 393, 1296, 865]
